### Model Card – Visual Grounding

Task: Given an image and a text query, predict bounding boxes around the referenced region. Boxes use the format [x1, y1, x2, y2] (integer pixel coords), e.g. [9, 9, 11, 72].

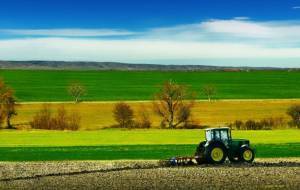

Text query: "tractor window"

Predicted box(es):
[214, 131, 221, 140]
[220, 130, 229, 141]
[206, 131, 213, 141]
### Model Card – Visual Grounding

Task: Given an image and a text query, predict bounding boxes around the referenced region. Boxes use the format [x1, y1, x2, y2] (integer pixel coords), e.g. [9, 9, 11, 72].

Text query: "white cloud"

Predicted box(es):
[201, 19, 273, 38]
[1, 38, 300, 62]
[1, 19, 300, 67]
[123, 19, 300, 52]
[0, 29, 135, 37]
[292, 6, 300, 9]
[223, 20, 300, 40]
[145, 19, 300, 43]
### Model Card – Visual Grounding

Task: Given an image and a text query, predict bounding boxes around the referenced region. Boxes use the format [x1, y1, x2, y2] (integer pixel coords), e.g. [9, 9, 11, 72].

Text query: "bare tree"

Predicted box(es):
[0, 80, 17, 129]
[153, 80, 195, 129]
[135, 106, 151, 128]
[202, 84, 216, 102]
[113, 102, 134, 128]
[176, 104, 192, 126]
[68, 83, 86, 103]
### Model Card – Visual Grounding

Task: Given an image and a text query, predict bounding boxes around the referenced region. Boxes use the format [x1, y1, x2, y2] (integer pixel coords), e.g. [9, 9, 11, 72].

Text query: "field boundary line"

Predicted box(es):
[17, 98, 300, 105]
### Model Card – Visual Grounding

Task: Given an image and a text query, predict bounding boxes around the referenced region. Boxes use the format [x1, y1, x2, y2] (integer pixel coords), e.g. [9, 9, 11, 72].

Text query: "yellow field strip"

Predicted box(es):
[12, 99, 300, 130]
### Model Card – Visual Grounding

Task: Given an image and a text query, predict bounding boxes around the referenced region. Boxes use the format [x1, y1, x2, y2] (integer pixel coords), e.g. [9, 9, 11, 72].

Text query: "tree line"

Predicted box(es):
[111, 80, 300, 130]
[0, 79, 300, 130]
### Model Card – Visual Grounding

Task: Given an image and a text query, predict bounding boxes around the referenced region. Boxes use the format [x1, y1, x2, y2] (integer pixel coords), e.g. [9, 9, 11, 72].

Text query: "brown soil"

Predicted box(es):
[1, 158, 299, 190]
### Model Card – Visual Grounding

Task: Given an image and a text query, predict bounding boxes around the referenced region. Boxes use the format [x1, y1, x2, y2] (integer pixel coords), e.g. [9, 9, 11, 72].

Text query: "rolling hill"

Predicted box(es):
[0, 60, 294, 71]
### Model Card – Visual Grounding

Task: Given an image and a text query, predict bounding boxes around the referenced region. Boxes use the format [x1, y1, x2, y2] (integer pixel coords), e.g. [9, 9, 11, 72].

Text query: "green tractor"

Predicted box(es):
[195, 127, 255, 164]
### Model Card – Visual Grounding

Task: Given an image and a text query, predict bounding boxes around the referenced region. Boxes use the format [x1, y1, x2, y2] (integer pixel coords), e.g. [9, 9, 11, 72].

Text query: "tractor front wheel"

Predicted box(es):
[239, 147, 255, 163]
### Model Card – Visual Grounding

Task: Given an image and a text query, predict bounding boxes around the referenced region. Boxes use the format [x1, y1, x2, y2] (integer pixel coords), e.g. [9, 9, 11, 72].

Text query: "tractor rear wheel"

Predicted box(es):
[239, 147, 255, 163]
[206, 143, 227, 164]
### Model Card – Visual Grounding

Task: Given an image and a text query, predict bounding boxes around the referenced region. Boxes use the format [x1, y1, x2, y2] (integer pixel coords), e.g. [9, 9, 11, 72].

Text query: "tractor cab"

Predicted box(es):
[205, 127, 231, 146]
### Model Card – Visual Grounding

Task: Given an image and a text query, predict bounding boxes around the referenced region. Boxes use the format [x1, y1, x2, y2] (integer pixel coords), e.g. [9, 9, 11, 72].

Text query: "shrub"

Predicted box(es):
[234, 120, 243, 130]
[113, 102, 134, 128]
[68, 112, 81, 131]
[30, 104, 53, 130]
[30, 105, 80, 130]
[177, 116, 204, 129]
[287, 105, 300, 129]
[260, 117, 285, 130]
[52, 106, 68, 130]
[244, 120, 258, 130]
[177, 123, 207, 129]
[229, 117, 287, 130]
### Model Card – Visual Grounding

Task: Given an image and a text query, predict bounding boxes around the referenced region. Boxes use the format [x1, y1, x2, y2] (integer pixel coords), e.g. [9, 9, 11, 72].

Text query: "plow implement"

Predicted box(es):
[168, 156, 196, 166]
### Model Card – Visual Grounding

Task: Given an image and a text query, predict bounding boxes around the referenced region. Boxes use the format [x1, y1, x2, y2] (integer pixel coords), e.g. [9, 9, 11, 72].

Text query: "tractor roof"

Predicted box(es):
[205, 127, 230, 131]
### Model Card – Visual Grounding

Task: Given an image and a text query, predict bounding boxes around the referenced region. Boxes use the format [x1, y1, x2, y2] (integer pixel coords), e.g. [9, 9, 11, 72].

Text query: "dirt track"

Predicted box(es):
[1, 158, 300, 190]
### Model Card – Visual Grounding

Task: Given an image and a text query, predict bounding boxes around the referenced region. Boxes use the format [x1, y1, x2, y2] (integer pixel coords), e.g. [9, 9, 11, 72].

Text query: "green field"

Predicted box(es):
[1, 70, 300, 101]
[1, 129, 299, 161]
[1, 70, 300, 161]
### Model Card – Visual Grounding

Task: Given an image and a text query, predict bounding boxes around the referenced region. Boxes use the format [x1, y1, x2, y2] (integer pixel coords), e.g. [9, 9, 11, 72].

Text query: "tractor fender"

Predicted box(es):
[198, 141, 206, 147]
[240, 144, 249, 148]
[240, 144, 256, 153]
[195, 141, 206, 154]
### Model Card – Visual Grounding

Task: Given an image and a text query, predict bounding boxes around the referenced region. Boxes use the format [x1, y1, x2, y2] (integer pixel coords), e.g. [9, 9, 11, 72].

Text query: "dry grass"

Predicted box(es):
[11, 99, 300, 130]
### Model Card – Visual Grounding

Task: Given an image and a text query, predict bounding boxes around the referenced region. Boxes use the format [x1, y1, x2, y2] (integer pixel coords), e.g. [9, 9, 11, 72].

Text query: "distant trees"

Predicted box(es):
[113, 102, 134, 128]
[0, 79, 17, 129]
[30, 104, 80, 130]
[202, 84, 216, 102]
[68, 83, 86, 103]
[153, 80, 195, 129]
[287, 105, 300, 128]
[228, 117, 285, 130]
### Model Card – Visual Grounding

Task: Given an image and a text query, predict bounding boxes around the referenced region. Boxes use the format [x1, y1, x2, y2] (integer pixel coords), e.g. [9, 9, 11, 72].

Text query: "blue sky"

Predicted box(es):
[0, 0, 300, 67]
